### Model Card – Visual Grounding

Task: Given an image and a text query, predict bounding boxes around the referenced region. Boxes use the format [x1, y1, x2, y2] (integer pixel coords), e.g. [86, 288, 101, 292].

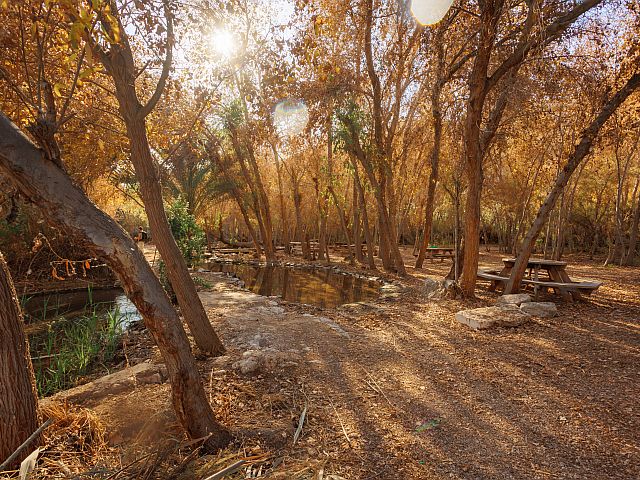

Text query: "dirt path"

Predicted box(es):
[40, 247, 640, 479]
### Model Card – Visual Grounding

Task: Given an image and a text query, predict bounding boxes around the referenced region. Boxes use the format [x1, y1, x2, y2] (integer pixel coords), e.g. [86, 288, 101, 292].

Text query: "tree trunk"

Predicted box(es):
[623, 176, 640, 265]
[0, 251, 40, 468]
[352, 160, 377, 269]
[95, 30, 224, 356]
[353, 180, 363, 263]
[459, 2, 501, 297]
[0, 112, 230, 451]
[504, 72, 640, 293]
[415, 81, 443, 268]
[292, 178, 311, 260]
[271, 143, 290, 254]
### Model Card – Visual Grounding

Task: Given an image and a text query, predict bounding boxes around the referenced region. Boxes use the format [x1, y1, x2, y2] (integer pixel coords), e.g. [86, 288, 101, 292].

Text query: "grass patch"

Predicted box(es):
[29, 300, 126, 397]
[192, 275, 213, 290]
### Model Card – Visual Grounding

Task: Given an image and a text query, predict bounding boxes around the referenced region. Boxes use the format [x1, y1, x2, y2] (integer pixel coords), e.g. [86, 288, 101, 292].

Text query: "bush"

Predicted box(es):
[166, 198, 205, 267]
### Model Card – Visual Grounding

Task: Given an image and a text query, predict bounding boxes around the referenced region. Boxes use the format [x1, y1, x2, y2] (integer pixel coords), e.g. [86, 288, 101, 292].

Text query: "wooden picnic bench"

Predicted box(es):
[413, 246, 455, 262]
[477, 258, 602, 301]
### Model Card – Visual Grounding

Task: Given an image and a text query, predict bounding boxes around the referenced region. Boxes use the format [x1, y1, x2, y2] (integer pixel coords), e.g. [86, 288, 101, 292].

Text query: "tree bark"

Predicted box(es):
[0, 112, 231, 451]
[271, 142, 290, 253]
[460, 1, 502, 296]
[0, 251, 40, 468]
[504, 72, 640, 293]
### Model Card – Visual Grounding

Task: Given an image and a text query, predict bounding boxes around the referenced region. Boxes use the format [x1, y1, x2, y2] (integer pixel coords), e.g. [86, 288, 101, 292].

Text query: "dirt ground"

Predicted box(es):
[22, 246, 640, 479]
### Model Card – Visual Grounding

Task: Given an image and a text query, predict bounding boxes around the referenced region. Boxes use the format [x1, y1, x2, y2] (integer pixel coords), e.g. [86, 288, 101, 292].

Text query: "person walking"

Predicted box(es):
[135, 226, 148, 251]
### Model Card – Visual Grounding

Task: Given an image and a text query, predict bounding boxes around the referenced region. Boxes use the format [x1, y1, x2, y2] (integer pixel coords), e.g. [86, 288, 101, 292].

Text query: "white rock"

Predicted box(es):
[496, 293, 532, 306]
[455, 305, 531, 330]
[520, 301, 557, 317]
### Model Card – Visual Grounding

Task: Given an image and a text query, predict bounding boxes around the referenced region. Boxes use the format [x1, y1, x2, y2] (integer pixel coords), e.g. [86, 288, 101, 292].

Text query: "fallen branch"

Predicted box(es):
[203, 460, 246, 480]
[0, 418, 52, 472]
[293, 403, 308, 445]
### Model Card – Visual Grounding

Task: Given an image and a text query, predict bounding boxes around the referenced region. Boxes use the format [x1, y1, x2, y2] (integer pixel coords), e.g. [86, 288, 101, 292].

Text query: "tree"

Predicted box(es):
[504, 72, 640, 293]
[78, 0, 225, 355]
[0, 112, 231, 451]
[0, 252, 40, 467]
[459, 0, 605, 296]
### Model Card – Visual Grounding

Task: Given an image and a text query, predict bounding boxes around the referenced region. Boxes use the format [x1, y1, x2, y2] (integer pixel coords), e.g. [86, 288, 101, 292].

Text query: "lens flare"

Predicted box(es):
[410, 0, 455, 26]
[273, 99, 309, 138]
[210, 29, 236, 58]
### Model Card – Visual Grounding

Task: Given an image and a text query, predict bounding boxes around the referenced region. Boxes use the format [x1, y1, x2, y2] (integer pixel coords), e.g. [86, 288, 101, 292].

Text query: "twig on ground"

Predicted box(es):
[203, 459, 246, 480]
[0, 418, 53, 472]
[328, 400, 351, 447]
[293, 403, 308, 445]
[361, 368, 394, 407]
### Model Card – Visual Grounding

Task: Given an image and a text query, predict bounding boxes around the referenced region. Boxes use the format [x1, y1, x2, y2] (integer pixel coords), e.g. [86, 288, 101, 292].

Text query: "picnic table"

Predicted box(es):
[477, 258, 601, 301]
[413, 246, 455, 262]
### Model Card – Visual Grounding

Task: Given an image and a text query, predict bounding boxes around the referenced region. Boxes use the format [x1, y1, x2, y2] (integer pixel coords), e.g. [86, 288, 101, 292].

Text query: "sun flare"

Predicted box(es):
[210, 29, 237, 58]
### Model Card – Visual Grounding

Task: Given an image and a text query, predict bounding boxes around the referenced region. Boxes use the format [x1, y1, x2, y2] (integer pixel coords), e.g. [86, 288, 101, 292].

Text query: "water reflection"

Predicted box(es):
[207, 261, 381, 308]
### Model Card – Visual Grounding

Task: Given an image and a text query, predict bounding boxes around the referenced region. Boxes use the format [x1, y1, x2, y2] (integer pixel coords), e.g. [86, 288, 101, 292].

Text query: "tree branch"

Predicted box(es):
[138, 0, 174, 119]
[486, 0, 604, 92]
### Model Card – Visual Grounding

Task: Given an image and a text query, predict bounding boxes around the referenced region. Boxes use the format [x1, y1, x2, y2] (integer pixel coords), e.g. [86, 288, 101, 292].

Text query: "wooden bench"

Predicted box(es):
[477, 270, 509, 291]
[521, 278, 601, 300]
[477, 270, 602, 300]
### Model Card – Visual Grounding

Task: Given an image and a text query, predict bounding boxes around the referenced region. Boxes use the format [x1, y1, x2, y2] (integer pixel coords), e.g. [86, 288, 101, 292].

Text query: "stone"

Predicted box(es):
[455, 305, 531, 330]
[311, 316, 350, 338]
[496, 293, 532, 306]
[380, 284, 403, 293]
[232, 349, 302, 375]
[520, 301, 557, 317]
[45, 361, 168, 406]
[423, 277, 446, 299]
[234, 357, 259, 375]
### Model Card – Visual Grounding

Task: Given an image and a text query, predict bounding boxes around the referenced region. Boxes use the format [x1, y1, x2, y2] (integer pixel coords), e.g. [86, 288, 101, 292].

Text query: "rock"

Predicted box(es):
[455, 305, 531, 330]
[423, 277, 442, 294]
[45, 362, 168, 406]
[338, 302, 384, 315]
[381, 292, 402, 301]
[310, 316, 350, 338]
[496, 293, 532, 306]
[234, 356, 260, 374]
[248, 333, 271, 348]
[380, 284, 402, 293]
[520, 301, 557, 317]
[232, 349, 301, 375]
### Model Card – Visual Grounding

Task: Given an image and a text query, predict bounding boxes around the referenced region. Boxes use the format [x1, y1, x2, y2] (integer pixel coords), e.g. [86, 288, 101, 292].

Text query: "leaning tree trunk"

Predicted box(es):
[352, 159, 377, 270]
[0, 252, 40, 467]
[0, 113, 230, 451]
[504, 72, 640, 294]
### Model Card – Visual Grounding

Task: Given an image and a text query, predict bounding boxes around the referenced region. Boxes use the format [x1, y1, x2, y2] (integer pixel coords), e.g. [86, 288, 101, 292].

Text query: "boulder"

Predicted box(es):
[520, 301, 557, 317]
[455, 304, 531, 330]
[496, 293, 532, 306]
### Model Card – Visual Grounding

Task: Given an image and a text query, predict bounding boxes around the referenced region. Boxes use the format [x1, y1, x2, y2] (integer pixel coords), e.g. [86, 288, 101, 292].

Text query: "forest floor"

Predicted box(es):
[19, 246, 640, 480]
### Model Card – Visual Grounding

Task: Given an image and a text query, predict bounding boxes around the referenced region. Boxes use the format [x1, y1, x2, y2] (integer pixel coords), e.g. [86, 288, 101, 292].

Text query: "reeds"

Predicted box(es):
[28, 292, 126, 397]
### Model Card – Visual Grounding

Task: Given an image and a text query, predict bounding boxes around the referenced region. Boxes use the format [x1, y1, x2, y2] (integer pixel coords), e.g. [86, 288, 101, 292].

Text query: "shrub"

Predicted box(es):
[166, 198, 205, 267]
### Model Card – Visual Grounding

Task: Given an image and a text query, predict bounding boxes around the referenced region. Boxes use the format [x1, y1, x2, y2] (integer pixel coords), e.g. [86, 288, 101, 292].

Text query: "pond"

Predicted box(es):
[206, 261, 382, 308]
